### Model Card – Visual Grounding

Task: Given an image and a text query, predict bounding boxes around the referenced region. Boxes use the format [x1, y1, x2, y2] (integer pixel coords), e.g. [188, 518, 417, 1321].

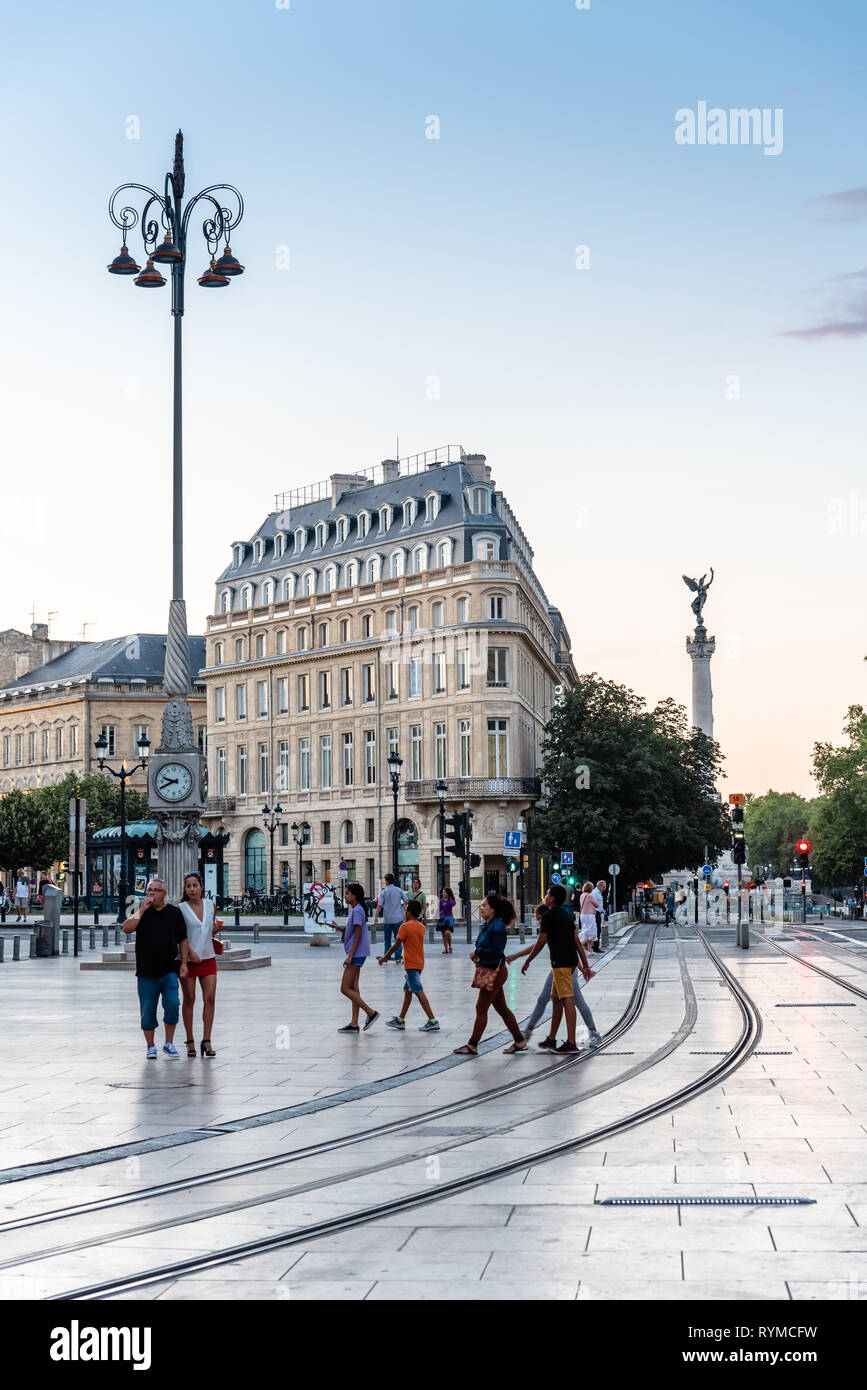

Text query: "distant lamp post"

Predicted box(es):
[387, 751, 403, 884]
[435, 778, 448, 895]
[261, 804, 283, 896]
[95, 731, 150, 922]
[291, 820, 311, 900]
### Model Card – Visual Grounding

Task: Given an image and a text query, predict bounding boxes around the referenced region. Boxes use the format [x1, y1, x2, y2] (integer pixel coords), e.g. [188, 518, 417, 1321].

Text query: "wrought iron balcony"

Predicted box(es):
[404, 777, 541, 801]
[206, 796, 236, 814]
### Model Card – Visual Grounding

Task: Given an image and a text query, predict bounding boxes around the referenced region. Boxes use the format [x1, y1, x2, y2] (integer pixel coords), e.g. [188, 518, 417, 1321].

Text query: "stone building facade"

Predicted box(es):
[202, 449, 575, 904]
[0, 624, 78, 688]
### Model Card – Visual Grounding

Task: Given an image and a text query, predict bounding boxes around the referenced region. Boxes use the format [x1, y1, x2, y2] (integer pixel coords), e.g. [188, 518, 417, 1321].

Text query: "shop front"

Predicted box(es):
[85, 821, 230, 915]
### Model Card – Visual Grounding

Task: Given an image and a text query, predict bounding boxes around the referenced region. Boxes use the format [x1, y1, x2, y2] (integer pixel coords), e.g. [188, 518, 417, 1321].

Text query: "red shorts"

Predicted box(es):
[186, 958, 217, 979]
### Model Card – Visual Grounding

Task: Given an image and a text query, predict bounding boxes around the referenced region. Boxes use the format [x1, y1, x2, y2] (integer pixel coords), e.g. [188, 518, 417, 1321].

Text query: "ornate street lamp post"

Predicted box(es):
[435, 778, 447, 897]
[94, 731, 150, 922]
[291, 821, 311, 903]
[387, 752, 403, 886]
[106, 132, 245, 899]
[261, 804, 283, 897]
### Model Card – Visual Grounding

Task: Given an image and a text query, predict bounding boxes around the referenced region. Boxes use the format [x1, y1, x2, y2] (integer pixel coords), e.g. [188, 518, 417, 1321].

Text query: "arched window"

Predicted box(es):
[432, 601, 444, 628]
[254, 539, 264, 562]
[235, 637, 245, 662]
[378, 505, 392, 533]
[297, 627, 308, 651]
[357, 512, 370, 539]
[255, 633, 266, 658]
[389, 550, 404, 578]
[436, 539, 451, 569]
[241, 586, 252, 609]
[402, 498, 415, 528]
[302, 570, 315, 597]
[366, 555, 380, 583]
[424, 493, 440, 522]
[232, 545, 243, 568]
[344, 561, 357, 588]
[276, 630, 287, 654]
[385, 609, 397, 633]
[244, 828, 267, 894]
[323, 565, 336, 593]
[476, 537, 497, 562]
[262, 581, 272, 606]
[408, 606, 419, 633]
[281, 575, 294, 601]
[340, 618, 351, 643]
[219, 589, 231, 614]
[315, 522, 327, 549]
[362, 613, 373, 637]
[294, 527, 306, 554]
[274, 534, 285, 558]
[336, 516, 347, 543]
[411, 545, 427, 574]
[469, 486, 490, 514]
[397, 819, 418, 850]
[214, 642, 224, 665]
[342, 819, 354, 845]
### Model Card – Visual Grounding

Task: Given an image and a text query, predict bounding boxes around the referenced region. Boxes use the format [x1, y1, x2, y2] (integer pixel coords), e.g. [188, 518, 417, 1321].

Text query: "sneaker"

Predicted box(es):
[146, 1045, 157, 1059]
[555, 1040, 581, 1054]
[537, 1036, 557, 1051]
[163, 1042, 180, 1058]
[337, 1024, 360, 1034]
[363, 1010, 379, 1031]
[588, 1029, 603, 1048]
[385, 1016, 406, 1030]
[419, 1019, 440, 1032]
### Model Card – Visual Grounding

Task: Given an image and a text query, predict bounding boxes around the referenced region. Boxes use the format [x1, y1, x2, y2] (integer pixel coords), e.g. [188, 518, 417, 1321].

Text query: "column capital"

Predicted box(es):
[686, 634, 716, 660]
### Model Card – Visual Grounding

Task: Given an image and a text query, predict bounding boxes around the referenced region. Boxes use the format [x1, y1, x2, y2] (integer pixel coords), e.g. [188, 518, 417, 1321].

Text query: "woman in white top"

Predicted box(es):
[178, 872, 221, 1057]
[578, 881, 598, 947]
[14, 871, 30, 922]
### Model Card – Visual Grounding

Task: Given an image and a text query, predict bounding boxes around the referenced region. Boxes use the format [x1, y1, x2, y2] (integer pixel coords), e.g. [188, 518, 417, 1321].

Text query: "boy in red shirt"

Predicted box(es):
[378, 900, 440, 1031]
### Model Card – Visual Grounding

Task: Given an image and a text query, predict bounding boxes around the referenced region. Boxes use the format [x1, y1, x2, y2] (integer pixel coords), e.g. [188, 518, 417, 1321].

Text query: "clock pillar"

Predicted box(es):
[150, 598, 205, 901]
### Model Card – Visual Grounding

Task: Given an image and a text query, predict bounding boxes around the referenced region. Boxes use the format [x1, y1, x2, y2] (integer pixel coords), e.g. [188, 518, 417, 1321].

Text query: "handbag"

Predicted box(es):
[472, 964, 500, 991]
[212, 910, 224, 955]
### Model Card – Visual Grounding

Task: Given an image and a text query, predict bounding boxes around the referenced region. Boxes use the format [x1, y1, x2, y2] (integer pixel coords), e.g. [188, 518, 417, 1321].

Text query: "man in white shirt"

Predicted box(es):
[591, 880, 606, 953]
[14, 871, 30, 923]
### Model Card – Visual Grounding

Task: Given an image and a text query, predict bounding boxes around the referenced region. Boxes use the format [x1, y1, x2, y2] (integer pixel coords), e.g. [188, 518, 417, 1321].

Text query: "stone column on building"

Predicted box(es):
[686, 622, 715, 741]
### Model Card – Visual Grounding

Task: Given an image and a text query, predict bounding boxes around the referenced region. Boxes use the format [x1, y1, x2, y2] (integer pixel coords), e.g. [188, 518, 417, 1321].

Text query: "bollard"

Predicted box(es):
[93, 907, 100, 926]
[29, 933, 36, 958]
[102, 926, 108, 949]
[428, 922, 434, 945]
[0, 939, 3, 962]
[253, 923, 260, 943]
[283, 907, 289, 926]
[13, 935, 20, 961]
[62, 931, 69, 954]
[0, 903, 5, 923]
[234, 907, 240, 927]
[519, 922, 526, 944]
[89, 928, 95, 950]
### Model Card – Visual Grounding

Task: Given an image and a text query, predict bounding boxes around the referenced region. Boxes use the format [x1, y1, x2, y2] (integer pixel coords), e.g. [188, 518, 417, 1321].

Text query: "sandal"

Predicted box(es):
[503, 1042, 528, 1054]
[184, 1039, 196, 1058]
[453, 1044, 478, 1055]
[200, 1038, 216, 1057]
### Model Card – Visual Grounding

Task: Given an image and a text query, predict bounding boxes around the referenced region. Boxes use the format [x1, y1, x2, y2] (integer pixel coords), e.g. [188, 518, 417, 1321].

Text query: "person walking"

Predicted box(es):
[14, 870, 30, 922]
[437, 886, 456, 954]
[178, 872, 221, 1057]
[578, 881, 599, 953]
[333, 882, 378, 1034]
[378, 899, 440, 1031]
[373, 873, 407, 964]
[408, 876, 428, 925]
[592, 878, 607, 952]
[664, 884, 677, 927]
[507, 903, 602, 1048]
[518, 884, 585, 1054]
[453, 892, 526, 1056]
[122, 878, 189, 1059]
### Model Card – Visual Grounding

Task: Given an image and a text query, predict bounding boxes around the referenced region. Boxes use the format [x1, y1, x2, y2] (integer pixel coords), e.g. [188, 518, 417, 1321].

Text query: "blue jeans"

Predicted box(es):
[382, 923, 403, 960]
[137, 973, 180, 1032]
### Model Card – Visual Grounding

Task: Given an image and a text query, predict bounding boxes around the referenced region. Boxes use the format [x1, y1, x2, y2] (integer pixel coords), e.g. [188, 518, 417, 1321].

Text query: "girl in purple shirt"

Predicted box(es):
[332, 883, 379, 1035]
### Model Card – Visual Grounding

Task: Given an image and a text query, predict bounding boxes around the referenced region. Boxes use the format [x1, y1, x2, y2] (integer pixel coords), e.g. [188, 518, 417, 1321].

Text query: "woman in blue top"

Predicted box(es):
[332, 882, 379, 1035]
[454, 893, 526, 1056]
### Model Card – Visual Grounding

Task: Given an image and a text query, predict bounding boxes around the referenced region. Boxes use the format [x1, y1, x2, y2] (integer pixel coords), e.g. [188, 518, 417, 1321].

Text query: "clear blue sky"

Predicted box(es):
[2, 0, 865, 796]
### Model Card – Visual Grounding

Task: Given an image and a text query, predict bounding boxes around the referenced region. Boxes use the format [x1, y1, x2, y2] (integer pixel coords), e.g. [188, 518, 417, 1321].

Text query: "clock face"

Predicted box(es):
[155, 762, 193, 803]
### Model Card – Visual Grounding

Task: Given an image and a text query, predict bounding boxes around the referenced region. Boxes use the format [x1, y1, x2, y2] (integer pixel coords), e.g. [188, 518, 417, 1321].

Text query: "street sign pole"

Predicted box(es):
[736, 861, 749, 949]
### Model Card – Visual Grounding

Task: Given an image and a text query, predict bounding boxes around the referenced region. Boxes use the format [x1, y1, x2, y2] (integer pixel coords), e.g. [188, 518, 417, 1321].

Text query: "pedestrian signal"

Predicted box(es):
[506, 857, 519, 874]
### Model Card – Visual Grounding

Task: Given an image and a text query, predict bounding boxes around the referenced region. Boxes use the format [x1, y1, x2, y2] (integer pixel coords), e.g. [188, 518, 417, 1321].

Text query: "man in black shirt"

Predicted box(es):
[123, 878, 189, 1059]
[520, 883, 590, 1054]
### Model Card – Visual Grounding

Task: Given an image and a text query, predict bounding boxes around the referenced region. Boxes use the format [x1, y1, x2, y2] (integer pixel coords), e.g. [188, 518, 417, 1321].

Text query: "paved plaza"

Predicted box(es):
[0, 921, 865, 1302]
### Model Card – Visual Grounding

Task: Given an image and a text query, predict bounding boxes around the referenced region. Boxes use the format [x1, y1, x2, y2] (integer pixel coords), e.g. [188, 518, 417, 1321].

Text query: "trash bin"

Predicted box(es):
[35, 885, 61, 957]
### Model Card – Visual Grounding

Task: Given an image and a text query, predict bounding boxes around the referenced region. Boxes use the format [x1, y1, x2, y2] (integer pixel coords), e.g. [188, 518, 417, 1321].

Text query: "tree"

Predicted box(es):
[33, 773, 151, 867]
[809, 707, 867, 885]
[0, 789, 56, 880]
[742, 790, 811, 878]
[535, 675, 730, 892]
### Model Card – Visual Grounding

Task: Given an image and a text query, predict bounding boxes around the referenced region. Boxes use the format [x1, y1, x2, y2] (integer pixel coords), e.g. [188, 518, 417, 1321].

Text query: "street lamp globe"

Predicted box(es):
[137, 733, 151, 762]
[94, 733, 108, 764]
[387, 751, 403, 780]
[435, 778, 447, 804]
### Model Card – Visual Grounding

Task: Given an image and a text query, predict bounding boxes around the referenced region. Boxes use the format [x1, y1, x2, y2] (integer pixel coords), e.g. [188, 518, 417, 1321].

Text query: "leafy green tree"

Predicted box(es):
[742, 790, 811, 877]
[0, 788, 56, 880]
[38, 772, 150, 864]
[536, 675, 730, 892]
[809, 707, 867, 884]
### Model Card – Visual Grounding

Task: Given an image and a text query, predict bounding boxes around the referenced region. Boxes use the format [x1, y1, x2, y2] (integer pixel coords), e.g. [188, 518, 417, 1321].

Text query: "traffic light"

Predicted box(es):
[444, 813, 466, 859]
[506, 857, 519, 874]
[551, 850, 561, 875]
[723, 880, 730, 894]
[732, 834, 747, 865]
[731, 805, 744, 827]
[469, 853, 481, 869]
[796, 839, 810, 869]
[566, 873, 576, 886]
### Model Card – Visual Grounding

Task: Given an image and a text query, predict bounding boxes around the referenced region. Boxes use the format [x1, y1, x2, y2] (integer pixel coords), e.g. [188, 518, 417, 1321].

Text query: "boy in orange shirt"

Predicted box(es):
[378, 899, 440, 1031]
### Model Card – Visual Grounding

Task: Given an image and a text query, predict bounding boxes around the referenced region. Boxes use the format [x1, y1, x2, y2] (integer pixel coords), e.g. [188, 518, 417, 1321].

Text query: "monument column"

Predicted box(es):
[686, 627, 716, 740]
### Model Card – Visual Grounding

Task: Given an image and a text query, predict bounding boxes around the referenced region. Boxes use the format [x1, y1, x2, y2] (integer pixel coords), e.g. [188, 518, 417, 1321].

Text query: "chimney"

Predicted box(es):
[31, 623, 49, 640]
[380, 458, 400, 482]
[464, 453, 487, 482]
[330, 472, 368, 507]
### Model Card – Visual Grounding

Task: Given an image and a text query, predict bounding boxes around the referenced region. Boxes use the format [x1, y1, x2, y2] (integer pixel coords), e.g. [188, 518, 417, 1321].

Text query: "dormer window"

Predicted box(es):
[411, 545, 427, 574]
[274, 533, 285, 558]
[389, 550, 404, 578]
[436, 539, 451, 569]
[294, 527, 306, 554]
[315, 522, 327, 549]
[232, 545, 243, 568]
[241, 585, 252, 609]
[262, 581, 273, 606]
[366, 556, 380, 583]
[253, 539, 264, 563]
[468, 485, 491, 515]
[336, 517, 348, 543]
[281, 575, 294, 601]
[424, 492, 440, 523]
[344, 561, 358, 588]
[402, 498, 415, 528]
[357, 511, 370, 539]
[378, 505, 392, 533]
[219, 589, 232, 614]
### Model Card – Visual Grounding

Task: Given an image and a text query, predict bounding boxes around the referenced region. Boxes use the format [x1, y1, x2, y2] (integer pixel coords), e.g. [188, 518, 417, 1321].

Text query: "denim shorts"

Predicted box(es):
[348, 955, 366, 967]
[404, 969, 424, 994]
[136, 973, 180, 1031]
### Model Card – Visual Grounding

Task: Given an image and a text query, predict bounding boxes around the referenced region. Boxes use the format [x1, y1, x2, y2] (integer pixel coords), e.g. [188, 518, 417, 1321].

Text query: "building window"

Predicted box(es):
[477, 538, 497, 562]
[237, 745, 248, 795]
[70, 725, 78, 757]
[366, 818, 375, 843]
[402, 499, 415, 527]
[262, 582, 273, 606]
[274, 741, 286, 793]
[357, 512, 369, 539]
[277, 677, 288, 714]
[236, 684, 247, 721]
[279, 823, 289, 847]
[319, 671, 331, 709]
[318, 622, 329, 647]
[241, 586, 252, 609]
[254, 539, 264, 562]
[385, 609, 397, 633]
[232, 637, 242, 663]
[408, 606, 419, 633]
[487, 594, 506, 620]
[299, 738, 310, 790]
[425, 493, 439, 522]
[220, 590, 231, 614]
[487, 647, 509, 687]
[258, 742, 269, 793]
[363, 664, 375, 702]
[28, 732, 35, 764]
[409, 656, 422, 697]
[389, 551, 403, 577]
[457, 597, 468, 623]
[339, 618, 350, 643]
[343, 819, 354, 845]
[459, 720, 472, 777]
[298, 674, 310, 711]
[342, 733, 353, 787]
[362, 614, 372, 637]
[487, 718, 509, 777]
[217, 746, 227, 796]
[412, 546, 426, 573]
[321, 819, 331, 845]
[56, 727, 65, 760]
[2, 736, 9, 767]
[232, 545, 242, 566]
[366, 557, 379, 583]
[470, 485, 490, 514]
[275, 630, 286, 655]
[344, 561, 358, 588]
[315, 522, 326, 549]
[320, 736, 332, 789]
[256, 633, 266, 658]
[365, 730, 376, 785]
[379, 505, 391, 533]
[323, 566, 335, 593]
[297, 626, 308, 651]
[336, 517, 347, 543]
[214, 642, 224, 664]
[42, 729, 49, 762]
[433, 652, 446, 694]
[15, 734, 23, 766]
[410, 724, 422, 779]
[457, 649, 469, 689]
[134, 723, 149, 752]
[435, 723, 446, 779]
[302, 571, 314, 597]
[386, 661, 398, 700]
[274, 533, 285, 558]
[432, 601, 443, 627]
[387, 727, 399, 761]
[436, 540, 450, 568]
[281, 576, 293, 601]
[341, 667, 353, 705]
[257, 680, 268, 717]
[199, 727, 207, 757]
[99, 725, 116, 757]
[294, 527, 305, 553]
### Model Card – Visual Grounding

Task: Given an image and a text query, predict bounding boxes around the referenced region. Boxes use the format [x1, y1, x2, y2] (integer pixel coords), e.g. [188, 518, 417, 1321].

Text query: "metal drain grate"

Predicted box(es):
[600, 1051, 635, 1056]
[690, 1050, 726, 1055]
[597, 1196, 815, 1207]
[775, 1003, 855, 1008]
[756, 1050, 793, 1055]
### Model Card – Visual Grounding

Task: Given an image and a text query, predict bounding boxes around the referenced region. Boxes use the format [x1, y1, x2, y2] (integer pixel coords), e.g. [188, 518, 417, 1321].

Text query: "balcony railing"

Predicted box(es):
[206, 796, 236, 814]
[404, 777, 541, 801]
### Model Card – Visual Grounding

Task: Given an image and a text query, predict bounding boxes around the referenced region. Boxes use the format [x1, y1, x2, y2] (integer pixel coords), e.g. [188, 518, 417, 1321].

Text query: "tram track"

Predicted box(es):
[39, 926, 761, 1301]
[757, 930, 867, 1002]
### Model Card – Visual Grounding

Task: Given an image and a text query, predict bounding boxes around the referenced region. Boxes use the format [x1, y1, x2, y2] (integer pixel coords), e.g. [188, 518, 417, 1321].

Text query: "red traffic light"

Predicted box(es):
[797, 840, 810, 853]
[723, 881, 730, 891]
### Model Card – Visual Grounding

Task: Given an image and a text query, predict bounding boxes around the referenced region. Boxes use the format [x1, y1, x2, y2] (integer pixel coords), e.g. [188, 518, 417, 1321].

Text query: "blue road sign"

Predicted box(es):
[551, 872, 562, 884]
[702, 864, 712, 877]
[504, 830, 522, 850]
[561, 851, 574, 866]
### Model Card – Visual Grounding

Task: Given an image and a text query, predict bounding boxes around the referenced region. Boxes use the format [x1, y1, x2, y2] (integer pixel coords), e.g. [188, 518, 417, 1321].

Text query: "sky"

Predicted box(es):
[1, 0, 864, 799]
